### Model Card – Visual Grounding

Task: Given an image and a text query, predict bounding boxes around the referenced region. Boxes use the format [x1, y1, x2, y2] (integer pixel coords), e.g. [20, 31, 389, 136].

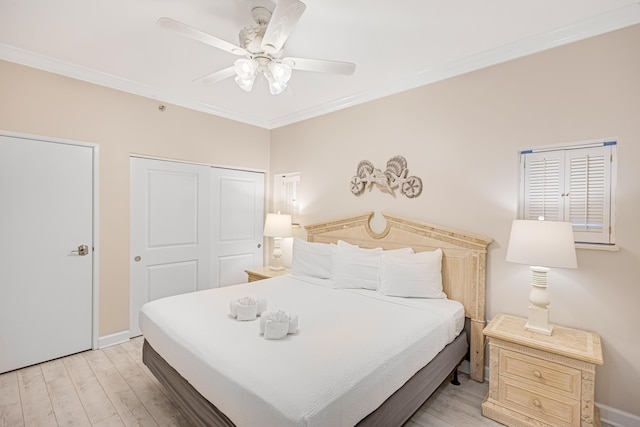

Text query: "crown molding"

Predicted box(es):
[0, 43, 271, 128]
[267, 4, 640, 129]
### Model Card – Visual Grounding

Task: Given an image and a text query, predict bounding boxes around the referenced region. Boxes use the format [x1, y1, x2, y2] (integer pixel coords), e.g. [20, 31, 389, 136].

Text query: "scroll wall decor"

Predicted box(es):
[350, 155, 423, 198]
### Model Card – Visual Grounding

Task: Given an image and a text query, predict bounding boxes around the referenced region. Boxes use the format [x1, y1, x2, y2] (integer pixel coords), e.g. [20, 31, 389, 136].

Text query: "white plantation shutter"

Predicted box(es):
[520, 141, 615, 245]
[523, 151, 564, 221]
[567, 147, 611, 243]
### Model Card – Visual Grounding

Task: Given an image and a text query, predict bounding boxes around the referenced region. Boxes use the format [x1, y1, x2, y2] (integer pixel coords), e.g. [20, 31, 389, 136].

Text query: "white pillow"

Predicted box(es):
[384, 247, 414, 255]
[378, 249, 445, 298]
[335, 240, 413, 254]
[291, 239, 335, 279]
[332, 242, 383, 290]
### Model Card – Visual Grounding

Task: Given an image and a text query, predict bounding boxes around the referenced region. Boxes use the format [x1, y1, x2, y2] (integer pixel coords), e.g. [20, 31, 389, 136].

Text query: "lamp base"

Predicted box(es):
[269, 237, 285, 271]
[524, 313, 553, 335]
[525, 323, 553, 335]
[525, 266, 553, 335]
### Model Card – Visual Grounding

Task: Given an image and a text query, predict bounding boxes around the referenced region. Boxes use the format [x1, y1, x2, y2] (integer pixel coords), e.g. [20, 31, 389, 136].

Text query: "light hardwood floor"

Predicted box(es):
[1, 337, 500, 427]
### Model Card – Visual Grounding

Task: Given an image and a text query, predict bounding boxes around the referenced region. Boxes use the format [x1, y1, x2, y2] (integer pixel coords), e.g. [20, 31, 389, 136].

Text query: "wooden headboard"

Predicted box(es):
[305, 212, 493, 382]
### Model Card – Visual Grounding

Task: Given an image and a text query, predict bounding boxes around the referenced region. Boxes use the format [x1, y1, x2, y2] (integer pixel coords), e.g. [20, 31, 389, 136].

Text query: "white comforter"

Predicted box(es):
[139, 275, 464, 427]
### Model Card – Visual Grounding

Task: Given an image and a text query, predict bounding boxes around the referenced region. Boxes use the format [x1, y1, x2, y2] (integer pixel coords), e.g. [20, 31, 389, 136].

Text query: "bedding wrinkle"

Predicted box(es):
[139, 275, 464, 427]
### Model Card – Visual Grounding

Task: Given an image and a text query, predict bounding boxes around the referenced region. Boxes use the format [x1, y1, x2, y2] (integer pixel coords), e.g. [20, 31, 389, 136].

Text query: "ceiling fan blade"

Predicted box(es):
[261, 0, 306, 54]
[193, 66, 237, 85]
[285, 57, 356, 75]
[157, 17, 248, 56]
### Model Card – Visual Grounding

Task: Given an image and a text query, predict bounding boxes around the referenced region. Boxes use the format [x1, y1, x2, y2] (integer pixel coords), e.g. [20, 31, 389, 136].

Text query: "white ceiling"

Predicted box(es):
[1, 0, 639, 129]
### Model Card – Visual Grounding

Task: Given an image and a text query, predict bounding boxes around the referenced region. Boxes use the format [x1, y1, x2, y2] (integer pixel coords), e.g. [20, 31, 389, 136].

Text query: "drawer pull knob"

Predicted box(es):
[533, 370, 542, 378]
[533, 399, 542, 408]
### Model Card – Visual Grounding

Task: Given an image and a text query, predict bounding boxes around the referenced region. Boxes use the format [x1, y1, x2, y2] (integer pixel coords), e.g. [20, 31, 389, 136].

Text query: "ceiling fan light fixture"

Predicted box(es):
[234, 58, 258, 92]
[265, 61, 292, 94]
[267, 78, 287, 95]
[160, 0, 356, 96]
[269, 61, 292, 83]
[235, 74, 256, 92]
[234, 58, 257, 79]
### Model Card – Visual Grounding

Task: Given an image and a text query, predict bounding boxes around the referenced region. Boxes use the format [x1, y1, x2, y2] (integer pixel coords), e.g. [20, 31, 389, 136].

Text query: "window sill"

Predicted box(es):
[575, 243, 620, 252]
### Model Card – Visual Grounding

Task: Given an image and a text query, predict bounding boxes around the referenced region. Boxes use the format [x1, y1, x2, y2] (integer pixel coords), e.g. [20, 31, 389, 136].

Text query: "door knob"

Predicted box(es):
[71, 245, 89, 256]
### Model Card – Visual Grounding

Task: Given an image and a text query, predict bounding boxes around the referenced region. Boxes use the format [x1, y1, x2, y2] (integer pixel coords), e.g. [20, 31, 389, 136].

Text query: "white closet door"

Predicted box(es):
[130, 157, 210, 337]
[0, 134, 94, 373]
[211, 168, 264, 287]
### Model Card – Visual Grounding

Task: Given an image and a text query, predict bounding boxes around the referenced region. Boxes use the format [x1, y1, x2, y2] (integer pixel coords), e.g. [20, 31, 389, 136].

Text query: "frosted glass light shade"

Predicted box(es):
[234, 58, 258, 92]
[235, 75, 256, 92]
[234, 58, 257, 79]
[269, 62, 292, 82]
[263, 213, 292, 238]
[266, 61, 292, 95]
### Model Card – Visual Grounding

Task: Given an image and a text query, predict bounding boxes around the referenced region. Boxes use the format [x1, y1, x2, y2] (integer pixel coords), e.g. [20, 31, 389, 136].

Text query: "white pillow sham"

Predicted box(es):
[378, 249, 446, 298]
[331, 241, 414, 290]
[335, 240, 414, 255]
[291, 239, 335, 279]
[332, 242, 382, 290]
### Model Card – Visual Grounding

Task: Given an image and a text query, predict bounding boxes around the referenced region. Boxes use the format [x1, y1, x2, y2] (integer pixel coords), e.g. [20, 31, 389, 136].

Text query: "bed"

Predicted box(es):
[140, 212, 493, 427]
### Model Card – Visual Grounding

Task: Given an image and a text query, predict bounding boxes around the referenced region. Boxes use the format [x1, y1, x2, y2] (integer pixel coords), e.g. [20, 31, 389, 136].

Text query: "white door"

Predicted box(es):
[0, 134, 94, 373]
[211, 168, 264, 287]
[130, 157, 210, 337]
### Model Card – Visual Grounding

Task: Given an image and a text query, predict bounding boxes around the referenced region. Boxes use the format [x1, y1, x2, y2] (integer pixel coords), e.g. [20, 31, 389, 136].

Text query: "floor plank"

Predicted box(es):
[17, 365, 57, 427]
[63, 354, 119, 425]
[82, 350, 157, 427]
[0, 371, 24, 427]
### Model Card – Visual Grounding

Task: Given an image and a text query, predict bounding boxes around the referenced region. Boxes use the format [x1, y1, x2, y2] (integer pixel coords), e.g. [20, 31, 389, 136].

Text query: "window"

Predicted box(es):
[274, 172, 300, 225]
[519, 140, 616, 245]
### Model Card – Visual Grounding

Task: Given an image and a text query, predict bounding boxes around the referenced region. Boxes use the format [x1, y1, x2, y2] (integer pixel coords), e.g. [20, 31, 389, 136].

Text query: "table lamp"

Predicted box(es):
[263, 212, 292, 270]
[505, 219, 577, 335]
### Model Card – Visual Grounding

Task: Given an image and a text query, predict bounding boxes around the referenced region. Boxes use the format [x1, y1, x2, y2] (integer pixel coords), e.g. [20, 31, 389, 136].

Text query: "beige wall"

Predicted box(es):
[271, 25, 640, 415]
[0, 60, 271, 336]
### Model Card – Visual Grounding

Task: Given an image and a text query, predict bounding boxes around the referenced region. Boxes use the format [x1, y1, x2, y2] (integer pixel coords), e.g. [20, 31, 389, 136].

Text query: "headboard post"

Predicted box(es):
[305, 212, 493, 382]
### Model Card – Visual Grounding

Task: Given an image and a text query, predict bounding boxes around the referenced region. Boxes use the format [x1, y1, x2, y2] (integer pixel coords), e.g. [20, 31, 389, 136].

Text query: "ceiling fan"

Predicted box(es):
[158, 0, 356, 95]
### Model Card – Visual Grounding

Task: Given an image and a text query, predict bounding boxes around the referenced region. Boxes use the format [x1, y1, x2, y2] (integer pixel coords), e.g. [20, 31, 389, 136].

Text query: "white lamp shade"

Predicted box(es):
[506, 220, 577, 269]
[263, 213, 292, 238]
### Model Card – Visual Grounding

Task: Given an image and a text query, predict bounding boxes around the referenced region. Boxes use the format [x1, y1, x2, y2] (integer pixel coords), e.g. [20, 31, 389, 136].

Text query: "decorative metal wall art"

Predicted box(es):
[350, 155, 422, 198]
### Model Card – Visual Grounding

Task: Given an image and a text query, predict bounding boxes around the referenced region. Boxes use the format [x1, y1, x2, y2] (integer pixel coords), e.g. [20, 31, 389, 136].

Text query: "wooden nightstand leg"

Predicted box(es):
[581, 369, 598, 427]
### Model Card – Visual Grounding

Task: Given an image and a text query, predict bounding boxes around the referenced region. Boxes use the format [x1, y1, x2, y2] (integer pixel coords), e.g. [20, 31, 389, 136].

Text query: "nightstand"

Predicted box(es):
[245, 266, 291, 282]
[482, 313, 603, 427]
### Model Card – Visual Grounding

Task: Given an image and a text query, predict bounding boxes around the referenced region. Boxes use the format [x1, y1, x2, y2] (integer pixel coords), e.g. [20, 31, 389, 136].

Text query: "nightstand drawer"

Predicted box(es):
[499, 377, 580, 427]
[500, 349, 581, 399]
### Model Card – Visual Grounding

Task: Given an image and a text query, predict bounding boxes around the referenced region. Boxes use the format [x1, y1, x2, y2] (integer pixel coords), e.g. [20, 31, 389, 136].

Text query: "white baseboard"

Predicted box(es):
[98, 330, 130, 349]
[598, 403, 640, 427]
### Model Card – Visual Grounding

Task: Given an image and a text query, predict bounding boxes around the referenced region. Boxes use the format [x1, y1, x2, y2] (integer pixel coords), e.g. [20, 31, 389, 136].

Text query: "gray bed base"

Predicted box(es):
[142, 329, 468, 427]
